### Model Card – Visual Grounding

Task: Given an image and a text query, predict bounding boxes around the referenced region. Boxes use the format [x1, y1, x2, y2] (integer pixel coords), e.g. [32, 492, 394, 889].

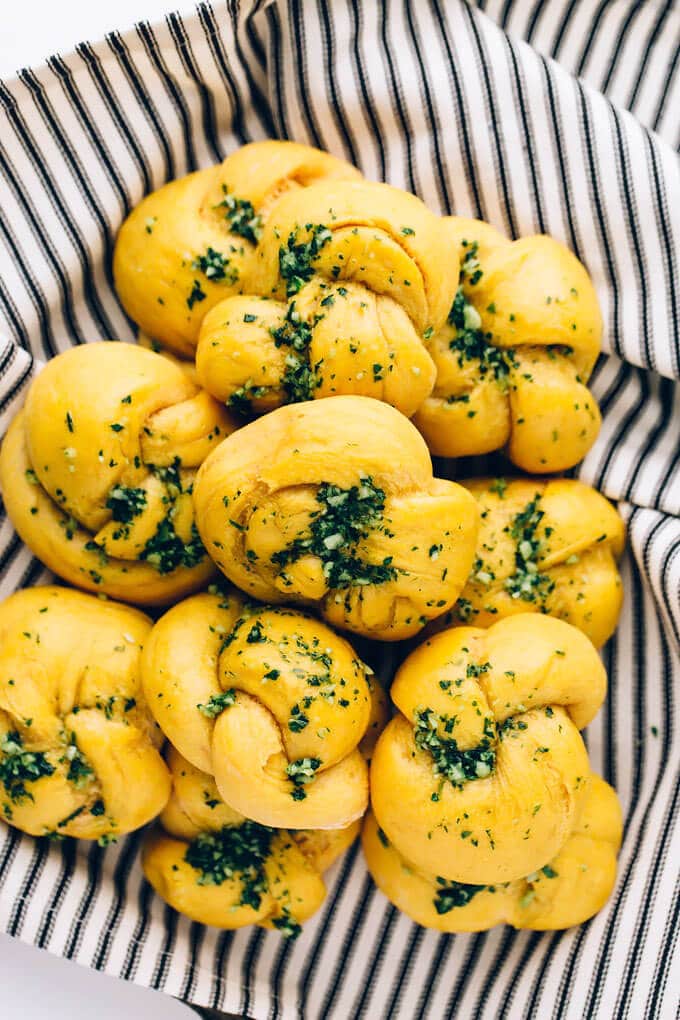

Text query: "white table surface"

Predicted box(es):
[1, 0, 196, 79]
[1, 8, 203, 1016]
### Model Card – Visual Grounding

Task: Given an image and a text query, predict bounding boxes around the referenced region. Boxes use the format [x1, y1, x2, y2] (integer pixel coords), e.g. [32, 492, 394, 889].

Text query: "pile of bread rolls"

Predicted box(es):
[0, 141, 624, 939]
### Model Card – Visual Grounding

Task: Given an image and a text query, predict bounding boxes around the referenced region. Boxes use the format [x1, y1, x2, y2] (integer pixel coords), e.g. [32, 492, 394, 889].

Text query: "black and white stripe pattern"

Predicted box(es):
[0, 1, 678, 1016]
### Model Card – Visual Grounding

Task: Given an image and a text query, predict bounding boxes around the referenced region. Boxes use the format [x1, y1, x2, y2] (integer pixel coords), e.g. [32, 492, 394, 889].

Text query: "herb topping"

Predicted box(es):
[414, 710, 496, 787]
[0, 732, 55, 803]
[271, 476, 398, 589]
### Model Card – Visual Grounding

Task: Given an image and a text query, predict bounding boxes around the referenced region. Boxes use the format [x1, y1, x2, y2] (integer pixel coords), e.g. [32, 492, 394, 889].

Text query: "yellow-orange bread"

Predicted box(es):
[114, 140, 362, 357]
[0, 586, 170, 840]
[251, 178, 457, 334]
[362, 773, 622, 932]
[195, 280, 436, 420]
[141, 591, 371, 829]
[370, 614, 606, 885]
[143, 746, 359, 936]
[413, 217, 603, 472]
[0, 342, 238, 605]
[193, 395, 479, 641]
[434, 477, 625, 648]
[195, 176, 460, 418]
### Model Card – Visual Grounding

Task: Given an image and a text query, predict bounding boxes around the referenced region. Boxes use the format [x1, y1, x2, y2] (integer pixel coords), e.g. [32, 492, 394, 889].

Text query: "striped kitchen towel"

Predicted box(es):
[0, 1, 678, 1017]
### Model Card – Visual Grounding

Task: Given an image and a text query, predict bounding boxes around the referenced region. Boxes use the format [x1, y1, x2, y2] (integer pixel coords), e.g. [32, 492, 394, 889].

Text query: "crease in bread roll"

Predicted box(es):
[143, 745, 359, 935]
[193, 395, 480, 641]
[413, 217, 603, 472]
[0, 585, 170, 840]
[370, 614, 607, 885]
[113, 140, 362, 357]
[0, 341, 239, 605]
[429, 477, 625, 648]
[362, 773, 622, 932]
[141, 591, 372, 829]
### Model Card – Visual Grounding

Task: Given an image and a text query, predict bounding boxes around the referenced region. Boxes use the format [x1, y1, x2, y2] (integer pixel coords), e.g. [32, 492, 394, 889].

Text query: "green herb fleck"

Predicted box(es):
[286, 757, 321, 799]
[504, 496, 555, 605]
[106, 486, 147, 525]
[271, 476, 397, 589]
[279, 224, 332, 296]
[192, 246, 239, 284]
[197, 690, 236, 718]
[0, 732, 55, 803]
[272, 909, 302, 939]
[434, 877, 486, 914]
[215, 186, 262, 245]
[184, 820, 274, 910]
[187, 280, 207, 310]
[414, 710, 496, 787]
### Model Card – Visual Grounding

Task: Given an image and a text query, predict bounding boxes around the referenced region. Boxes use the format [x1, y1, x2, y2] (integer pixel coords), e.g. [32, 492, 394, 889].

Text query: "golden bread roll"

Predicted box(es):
[0, 586, 170, 840]
[413, 218, 603, 472]
[143, 746, 358, 935]
[362, 773, 621, 931]
[114, 141, 362, 357]
[0, 342, 237, 604]
[251, 179, 458, 334]
[370, 614, 606, 884]
[195, 279, 436, 419]
[193, 395, 479, 640]
[434, 477, 625, 648]
[141, 591, 371, 829]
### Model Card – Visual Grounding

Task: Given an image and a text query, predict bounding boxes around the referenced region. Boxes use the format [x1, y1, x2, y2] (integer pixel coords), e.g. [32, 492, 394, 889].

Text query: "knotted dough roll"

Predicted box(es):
[362, 773, 621, 932]
[370, 614, 607, 884]
[193, 395, 479, 640]
[0, 586, 170, 840]
[114, 140, 362, 357]
[195, 176, 458, 418]
[141, 591, 372, 829]
[0, 342, 237, 605]
[436, 477, 625, 648]
[413, 217, 603, 472]
[143, 746, 359, 935]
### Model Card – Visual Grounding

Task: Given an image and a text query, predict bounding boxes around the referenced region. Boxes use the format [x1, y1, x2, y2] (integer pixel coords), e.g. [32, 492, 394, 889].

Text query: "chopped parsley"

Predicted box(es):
[136, 460, 206, 574]
[504, 496, 555, 605]
[63, 738, 94, 788]
[286, 757, 321, 800]
[279, 223, 332, 296]
[270, 476, 398, 589]
[460, 239, 482, 286]
[269, 302, 322, 403]
[215, 186, 262, 245]
[187, 280, 207, 310]
[227, 383, 270, 417]
[448, 287, 518, 391]
[192, 246, 239, 285]
[434, 877, 486, 914]
[197, 690, 236, 718]
[142, 519, 205, 574]
[184, 820, 274, 910]
[246, 621, 265, 643]
[413, 710, 496, 787]
[106, 486, 147, 526]
[272, 910, 302, 939]
[0, 732, 55, 803]
[288, 704, 309, 733]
